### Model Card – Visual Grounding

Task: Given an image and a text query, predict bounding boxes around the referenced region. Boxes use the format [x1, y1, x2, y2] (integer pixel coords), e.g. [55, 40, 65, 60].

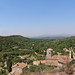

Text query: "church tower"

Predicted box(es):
[69, 47, 73, 59]
[46, 48, 53, 59]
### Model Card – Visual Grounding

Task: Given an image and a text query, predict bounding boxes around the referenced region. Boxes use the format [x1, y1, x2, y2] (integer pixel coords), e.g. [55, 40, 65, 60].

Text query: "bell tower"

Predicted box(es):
[69, 47, 73, 59]
[46, 48, 53, 57]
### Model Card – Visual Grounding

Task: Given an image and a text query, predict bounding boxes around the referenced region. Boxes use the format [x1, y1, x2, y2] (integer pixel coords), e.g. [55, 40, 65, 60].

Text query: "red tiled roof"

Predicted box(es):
[12, 62, 27, 69]
[51, 55, 71, 64]
[45, 59, 58, 66]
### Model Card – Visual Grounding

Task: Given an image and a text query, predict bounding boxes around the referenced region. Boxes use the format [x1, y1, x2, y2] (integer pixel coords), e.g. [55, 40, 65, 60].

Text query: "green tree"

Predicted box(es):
[7, 58, 12, 72]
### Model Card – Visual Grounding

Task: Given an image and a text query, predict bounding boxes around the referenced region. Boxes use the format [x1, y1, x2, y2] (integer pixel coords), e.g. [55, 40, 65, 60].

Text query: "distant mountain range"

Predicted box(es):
[0, 34, 75, 39]
[31, 34, 75, 39]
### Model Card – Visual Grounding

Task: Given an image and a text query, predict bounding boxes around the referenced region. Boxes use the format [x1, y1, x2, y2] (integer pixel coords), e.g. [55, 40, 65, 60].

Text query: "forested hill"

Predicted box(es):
[0, 35, 75, 53]
[50, 36, 75, 52]
[0, 35, 31, 51]
[0, 35, 54, 52]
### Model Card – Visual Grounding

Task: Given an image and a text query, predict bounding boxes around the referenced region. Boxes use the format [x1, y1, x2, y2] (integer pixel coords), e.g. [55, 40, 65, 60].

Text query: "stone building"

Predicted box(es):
[46, 48, 53, 57]
[33, 48, 73, 67]
[8, 62, 27, 75]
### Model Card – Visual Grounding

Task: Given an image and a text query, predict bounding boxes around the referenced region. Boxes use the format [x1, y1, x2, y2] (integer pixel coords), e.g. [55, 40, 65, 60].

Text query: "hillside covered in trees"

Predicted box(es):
[50, 36, 75, 53]
[0, 35, 75, 52]
[0, 35, 54, 52]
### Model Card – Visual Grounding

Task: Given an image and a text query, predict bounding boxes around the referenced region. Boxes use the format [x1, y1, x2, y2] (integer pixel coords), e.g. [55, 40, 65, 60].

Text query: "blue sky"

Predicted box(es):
[0, 0, 75, 37]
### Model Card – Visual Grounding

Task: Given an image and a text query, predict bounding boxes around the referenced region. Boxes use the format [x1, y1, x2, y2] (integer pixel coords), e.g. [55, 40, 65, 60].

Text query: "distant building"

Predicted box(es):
[73, 51, 75, 60]
[8, 62, 27, 75]
[63, 48, 69, 52]
[46, 48, 53, 59]
[63, 47, 75, 60]
[33, 48, 73, 67]
[33, 61, 41, 66]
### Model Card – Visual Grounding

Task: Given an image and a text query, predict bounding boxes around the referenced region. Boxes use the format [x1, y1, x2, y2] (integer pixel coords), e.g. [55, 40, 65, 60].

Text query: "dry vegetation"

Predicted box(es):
[24, 65, 75, 75]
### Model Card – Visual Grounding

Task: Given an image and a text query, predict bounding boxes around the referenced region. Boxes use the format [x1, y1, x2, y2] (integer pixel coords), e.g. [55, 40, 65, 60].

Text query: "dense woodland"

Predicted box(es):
[0, 35, 75, 52]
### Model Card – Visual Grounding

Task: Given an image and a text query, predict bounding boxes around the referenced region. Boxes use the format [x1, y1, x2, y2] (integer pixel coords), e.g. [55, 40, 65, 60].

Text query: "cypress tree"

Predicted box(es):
[7, 58, 12, 72]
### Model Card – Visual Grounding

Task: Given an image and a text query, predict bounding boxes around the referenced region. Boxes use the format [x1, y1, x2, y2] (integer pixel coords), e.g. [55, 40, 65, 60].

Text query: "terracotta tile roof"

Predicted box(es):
[12, 62, 27, 69]
[33, 60, 58, 66]
[51, 55, 71, 64]
[46, 56, 57, 60]
[40, 60, 46, 64]
[33, 61, 41, 65]
[18, 55, 29, 59]
[33, 60, 46, 65]
[47, 48, 53, 51]
[45, 59, 58, 66]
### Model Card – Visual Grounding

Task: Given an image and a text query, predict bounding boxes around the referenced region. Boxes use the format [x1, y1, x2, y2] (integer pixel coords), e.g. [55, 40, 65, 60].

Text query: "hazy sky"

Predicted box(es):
[0, 0, 75, 37]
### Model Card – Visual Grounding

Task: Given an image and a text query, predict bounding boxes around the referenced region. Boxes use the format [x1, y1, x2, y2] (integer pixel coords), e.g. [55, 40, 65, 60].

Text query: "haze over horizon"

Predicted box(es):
[0, 0, 75, 37]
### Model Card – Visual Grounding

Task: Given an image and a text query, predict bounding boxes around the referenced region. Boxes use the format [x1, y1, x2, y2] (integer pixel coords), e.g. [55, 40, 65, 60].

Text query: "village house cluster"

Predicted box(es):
[33, 48, 75, 67]
[8, 48, 75, 75]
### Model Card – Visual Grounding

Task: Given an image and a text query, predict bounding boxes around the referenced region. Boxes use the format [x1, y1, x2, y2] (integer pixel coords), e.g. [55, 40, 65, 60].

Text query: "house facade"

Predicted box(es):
[8, 62, 27, 75]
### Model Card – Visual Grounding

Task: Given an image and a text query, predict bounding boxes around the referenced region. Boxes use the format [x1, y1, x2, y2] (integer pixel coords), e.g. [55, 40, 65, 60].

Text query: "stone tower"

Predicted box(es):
[69, 50, 72, 59]
[46, 48, 53, 57]
[69, 47, 73, 59]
